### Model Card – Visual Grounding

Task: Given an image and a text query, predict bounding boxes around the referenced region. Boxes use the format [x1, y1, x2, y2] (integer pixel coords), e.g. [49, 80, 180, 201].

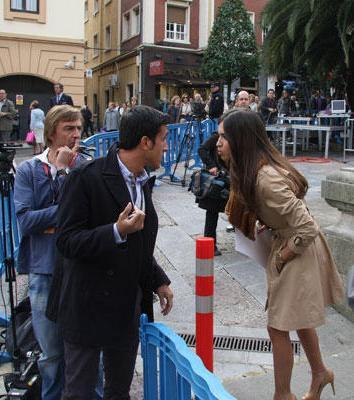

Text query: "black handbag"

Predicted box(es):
[189, 169, 230, 201]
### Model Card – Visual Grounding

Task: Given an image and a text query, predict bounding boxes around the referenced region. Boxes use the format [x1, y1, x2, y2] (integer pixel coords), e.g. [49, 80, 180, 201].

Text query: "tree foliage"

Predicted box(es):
[201, 0, 259, 96]
[262, 0, 354, 109]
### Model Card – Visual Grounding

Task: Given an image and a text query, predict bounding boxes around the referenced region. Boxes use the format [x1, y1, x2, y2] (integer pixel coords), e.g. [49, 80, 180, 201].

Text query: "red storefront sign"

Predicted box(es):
[149, 60, 164, 76]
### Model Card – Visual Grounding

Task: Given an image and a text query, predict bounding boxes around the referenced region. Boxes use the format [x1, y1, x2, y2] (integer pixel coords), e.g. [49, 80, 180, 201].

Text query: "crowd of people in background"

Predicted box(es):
[0, 81, 349, 149]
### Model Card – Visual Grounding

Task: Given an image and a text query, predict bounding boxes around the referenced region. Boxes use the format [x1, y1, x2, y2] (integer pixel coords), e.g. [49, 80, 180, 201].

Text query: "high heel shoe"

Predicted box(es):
[302, 369, 335, 400]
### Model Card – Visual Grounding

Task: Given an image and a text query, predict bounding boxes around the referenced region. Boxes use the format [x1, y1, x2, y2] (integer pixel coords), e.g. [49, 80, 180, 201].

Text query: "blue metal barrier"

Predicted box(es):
[82, 131, 119, 158]
[83, 120, 218, 181]
[140, 314, 236, 400]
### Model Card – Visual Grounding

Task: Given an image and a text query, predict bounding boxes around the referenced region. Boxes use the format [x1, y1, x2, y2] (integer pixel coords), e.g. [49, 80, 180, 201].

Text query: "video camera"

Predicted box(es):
[0, 145, 16, 174]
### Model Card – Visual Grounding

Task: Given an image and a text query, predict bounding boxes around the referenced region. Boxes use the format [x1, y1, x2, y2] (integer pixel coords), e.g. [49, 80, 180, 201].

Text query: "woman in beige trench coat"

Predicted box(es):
[217, 110, 344, 400]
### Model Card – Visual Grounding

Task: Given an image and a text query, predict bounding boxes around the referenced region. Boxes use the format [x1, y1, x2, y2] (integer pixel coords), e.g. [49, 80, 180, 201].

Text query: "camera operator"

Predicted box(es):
[13, 105, 90, 400]
[198, 131, 229, 256]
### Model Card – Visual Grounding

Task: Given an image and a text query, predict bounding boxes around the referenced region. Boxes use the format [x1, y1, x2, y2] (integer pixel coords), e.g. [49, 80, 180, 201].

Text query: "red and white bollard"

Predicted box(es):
[195, 237, 214, 372]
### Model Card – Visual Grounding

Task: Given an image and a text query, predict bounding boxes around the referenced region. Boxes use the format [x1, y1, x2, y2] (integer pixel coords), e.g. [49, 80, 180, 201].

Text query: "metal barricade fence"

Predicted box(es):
[140, 314, 236, 400]
[82, 119, 218, 179]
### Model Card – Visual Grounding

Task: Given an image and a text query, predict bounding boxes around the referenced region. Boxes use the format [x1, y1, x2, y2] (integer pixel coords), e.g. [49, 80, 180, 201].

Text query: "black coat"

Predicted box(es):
[55, 143, 170, 347]
[208, 92, 224, 120]
[197, 134, 229, 213]
[49, 93, 74, 108]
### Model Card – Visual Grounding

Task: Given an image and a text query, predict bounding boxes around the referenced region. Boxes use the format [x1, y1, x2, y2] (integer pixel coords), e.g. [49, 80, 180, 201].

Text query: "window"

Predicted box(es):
[247, 11, 255, 29]
[166, 5, 187, 42]
[93, 0, 99, 15]
[105, 25, 111, 52]
[122, 12, 131, 40]
[122, 5, 140, 41]
[10, 0, 39, 13]
[84, 1, 88, 21]
[127, 84, 134, 102]
[132, 7, 140, 36]
[93, 34, 99, 58]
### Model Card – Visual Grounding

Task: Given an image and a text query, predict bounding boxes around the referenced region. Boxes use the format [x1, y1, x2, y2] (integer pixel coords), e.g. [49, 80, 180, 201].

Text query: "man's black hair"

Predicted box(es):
[119, 105, 170, 150]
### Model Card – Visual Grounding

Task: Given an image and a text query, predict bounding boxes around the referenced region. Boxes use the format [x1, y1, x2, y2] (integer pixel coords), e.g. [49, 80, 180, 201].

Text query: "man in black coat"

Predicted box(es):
[197, 132, 229, 256]
[56, 105, 173, 399]
[49, 83, 74, 108]
[208, 83, 224, 120]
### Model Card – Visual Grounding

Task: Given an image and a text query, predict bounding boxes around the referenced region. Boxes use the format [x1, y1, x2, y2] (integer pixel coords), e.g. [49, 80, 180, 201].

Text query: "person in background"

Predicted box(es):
[255, 95, 260, 109]
[180, 94, 193, 122]
[260, 88, 278, 125]
[198, 131, 229, 256]
[249, 94, 258, 112]
[0, 89, 16, 143]
[130, 96, 138, 109]
[103, 102, 120, 132]
[208, 83, 224, 120]
[234, 90, 250, 110]
[167, 95, 181, 124]
[12, 109, 20, 142]
[80, 105, 94, 138]
[277, 90, 292, 116]
[310, 90, 327, 115]
[49, 83, 74, 108]
[218, 110, 344, 400]
[120, 101, 130, 117]
[30, 100, 45, 155]
[192, 93, 206, 120]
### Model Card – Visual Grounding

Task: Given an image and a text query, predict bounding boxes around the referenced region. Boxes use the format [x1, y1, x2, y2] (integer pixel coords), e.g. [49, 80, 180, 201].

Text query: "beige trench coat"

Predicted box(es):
[256, 165, 344, 331]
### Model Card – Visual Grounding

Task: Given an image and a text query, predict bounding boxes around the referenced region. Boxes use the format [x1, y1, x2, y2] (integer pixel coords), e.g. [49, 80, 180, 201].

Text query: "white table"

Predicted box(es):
[277, 116, 313, 125]
[317, 113, 350, 126]
[266, 125, 292, 156]
[292, 125, 345, 158]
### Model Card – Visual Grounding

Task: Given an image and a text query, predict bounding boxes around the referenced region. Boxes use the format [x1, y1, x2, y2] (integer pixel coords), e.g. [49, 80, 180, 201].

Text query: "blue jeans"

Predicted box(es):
[29, 273, 64, 400]
[29, 273, 104, 400]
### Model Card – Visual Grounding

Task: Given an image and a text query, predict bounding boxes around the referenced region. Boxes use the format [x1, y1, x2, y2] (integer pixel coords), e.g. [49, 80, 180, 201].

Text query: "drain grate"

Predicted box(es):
[178, 333, 301, 356]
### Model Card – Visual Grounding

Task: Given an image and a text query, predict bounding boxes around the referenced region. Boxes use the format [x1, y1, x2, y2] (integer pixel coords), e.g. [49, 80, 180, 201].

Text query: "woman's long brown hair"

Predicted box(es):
[221, 110, 308, 213]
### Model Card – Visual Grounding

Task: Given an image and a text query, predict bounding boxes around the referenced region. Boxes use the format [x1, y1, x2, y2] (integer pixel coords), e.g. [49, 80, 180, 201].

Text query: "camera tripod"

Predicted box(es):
[170, 116, 204, 187]
[0, 153, 20, 373]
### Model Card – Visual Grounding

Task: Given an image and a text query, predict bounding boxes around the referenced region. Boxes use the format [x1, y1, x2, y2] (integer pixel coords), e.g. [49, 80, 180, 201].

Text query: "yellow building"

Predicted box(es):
[0, 0, 85, 137]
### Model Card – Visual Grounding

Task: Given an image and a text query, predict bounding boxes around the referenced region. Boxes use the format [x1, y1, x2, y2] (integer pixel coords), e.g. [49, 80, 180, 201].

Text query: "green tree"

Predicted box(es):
[262, 0, 354, 110]
[201, 0, 259, 100]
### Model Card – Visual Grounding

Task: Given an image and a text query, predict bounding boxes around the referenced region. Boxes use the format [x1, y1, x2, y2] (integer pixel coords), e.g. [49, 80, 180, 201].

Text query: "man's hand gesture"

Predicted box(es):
[156, 284, 173, 316]
[116, 202, 145, 237]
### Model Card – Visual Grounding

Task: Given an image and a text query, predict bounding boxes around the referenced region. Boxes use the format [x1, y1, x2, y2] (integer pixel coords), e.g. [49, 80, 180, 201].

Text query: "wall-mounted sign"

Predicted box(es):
[16, 94, 23, 105]
[149, 60, 164, 76]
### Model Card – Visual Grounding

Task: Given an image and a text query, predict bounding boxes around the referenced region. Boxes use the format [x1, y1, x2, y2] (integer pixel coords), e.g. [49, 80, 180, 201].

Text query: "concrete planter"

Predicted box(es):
[321, 167, 354, 321]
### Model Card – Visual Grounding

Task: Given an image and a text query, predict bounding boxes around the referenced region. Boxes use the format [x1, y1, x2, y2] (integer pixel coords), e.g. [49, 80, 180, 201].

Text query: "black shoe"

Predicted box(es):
[226, 224, 235, 232]
[214, 248, 222, 256]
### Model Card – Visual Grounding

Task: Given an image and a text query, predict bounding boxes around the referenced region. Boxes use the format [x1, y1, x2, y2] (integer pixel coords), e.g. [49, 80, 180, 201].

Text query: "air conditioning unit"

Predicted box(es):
[108, 74, 119, 87]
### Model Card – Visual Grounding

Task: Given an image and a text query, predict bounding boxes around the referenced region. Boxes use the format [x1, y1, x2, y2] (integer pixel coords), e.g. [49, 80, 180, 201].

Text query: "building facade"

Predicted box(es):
[0, 0, 85, 137]
[84, 0, 268, 125]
